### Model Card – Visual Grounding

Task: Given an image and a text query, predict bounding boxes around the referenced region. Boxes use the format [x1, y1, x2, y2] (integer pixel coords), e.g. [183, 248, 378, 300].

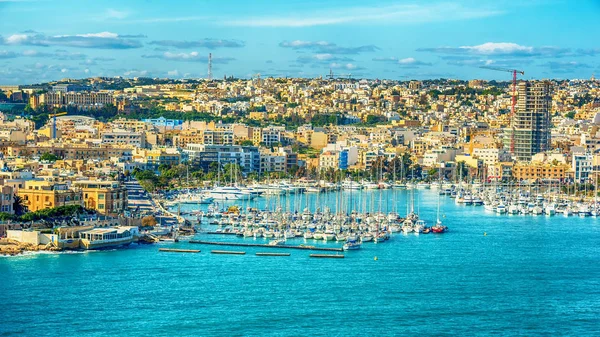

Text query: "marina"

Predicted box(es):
[2, 188, 599, 336]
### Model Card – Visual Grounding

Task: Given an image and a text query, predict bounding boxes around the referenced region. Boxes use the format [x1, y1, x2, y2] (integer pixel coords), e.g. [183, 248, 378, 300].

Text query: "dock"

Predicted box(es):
[205, 231, 237, 235]
[211, 250, 246, 255]
[310, 254, 345, 259]
[189, 240, 343, 252]
[256, 252, 291, 256]
[158, 248, 200, 253]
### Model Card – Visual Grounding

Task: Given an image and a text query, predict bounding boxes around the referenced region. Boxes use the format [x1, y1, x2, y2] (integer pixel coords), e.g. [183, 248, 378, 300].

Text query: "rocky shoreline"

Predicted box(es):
[0, 238, 61, 256]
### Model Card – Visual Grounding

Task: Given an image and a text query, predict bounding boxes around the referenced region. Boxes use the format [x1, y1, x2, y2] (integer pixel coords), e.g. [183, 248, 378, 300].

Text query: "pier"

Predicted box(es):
[158, 248, 200, 253]
[256, 252, 291, 256]
[310, 254, 345, 258]
[189, 240, 343, 252]
[211, 250, 246, 255]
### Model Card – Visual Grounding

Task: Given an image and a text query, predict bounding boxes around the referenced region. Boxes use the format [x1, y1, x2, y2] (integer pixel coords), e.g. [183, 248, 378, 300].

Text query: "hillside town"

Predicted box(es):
[0, 75, 599, 253]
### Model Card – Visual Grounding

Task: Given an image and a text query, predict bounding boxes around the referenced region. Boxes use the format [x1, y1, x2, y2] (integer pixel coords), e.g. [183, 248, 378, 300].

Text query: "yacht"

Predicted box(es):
[413, 219, 425, 234]
[207, 186, 254, 201]
[495, 204, 507, 214]
[342, 181, 363, 190]
[416, 182, 430, 189]
[343, 236, 362, 250]
[176, 194, 214, 205]
[544, 203, 556, 216]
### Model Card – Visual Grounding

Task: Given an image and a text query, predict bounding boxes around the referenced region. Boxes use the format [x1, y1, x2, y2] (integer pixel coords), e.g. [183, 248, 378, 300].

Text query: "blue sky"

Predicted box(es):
[0, 0, 599, 84]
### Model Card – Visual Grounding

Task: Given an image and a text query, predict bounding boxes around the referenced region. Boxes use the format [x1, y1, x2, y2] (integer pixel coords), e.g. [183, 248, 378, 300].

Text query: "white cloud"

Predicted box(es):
[124, 70, 148, 76]
[71, 32, 119, 39]
[418, 42, 571, 58]
[225, 3, 502, 27]
[5, 34, 28, 44]
[60, 68, 68, 73]
[21, 49, 38, 56]
[142, 51, 235, 63]
[330, 62, 358, 70]
[105, 9, 128, 20]
[167, 70, 179, 76]
[373, 56, 432, 67]
[1, 31, 143, 49]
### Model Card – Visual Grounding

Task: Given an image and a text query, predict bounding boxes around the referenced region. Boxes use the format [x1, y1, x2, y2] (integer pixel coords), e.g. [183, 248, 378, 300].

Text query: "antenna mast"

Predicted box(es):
[208, 53, 213, 80]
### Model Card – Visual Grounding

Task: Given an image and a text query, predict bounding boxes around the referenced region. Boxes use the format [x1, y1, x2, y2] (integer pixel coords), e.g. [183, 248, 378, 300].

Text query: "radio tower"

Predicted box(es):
[207, 53, 213, 80]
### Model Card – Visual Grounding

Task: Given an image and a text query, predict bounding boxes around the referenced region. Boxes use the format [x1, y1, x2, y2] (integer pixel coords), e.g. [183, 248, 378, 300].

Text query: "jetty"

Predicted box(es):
[211, 250, 246, 255]
[256, 252, 291, 256]
[158, 248, 200, 253]
[310, 254, 345, 258]
[189, 240, 343, 252]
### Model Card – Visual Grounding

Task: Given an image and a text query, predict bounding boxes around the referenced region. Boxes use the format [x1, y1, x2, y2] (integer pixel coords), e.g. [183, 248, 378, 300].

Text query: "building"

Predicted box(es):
[72, 180, 127, 216]
[260, 151, 286, 173]
[52, 84, 91, 93]
[101, 132, 146, 148]
[184, 144, 259, 172]
[260, 126, 284, 146]
[512, 81, 551, 161]
[0, 184, 14, 214]
[41, 92, 113, 110]
[17, 181, 82, 212]
[473, 148, 512, 166]
[319, 150, 349, 170]
[133, 148, 181, 170]
[143, 117, 183, 130]
[572, 152, 593, 182]
[512, 162, 570, 182]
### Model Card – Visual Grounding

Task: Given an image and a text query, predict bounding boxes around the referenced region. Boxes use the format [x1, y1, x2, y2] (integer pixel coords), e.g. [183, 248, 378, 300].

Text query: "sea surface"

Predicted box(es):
[2, 190, 599, 337]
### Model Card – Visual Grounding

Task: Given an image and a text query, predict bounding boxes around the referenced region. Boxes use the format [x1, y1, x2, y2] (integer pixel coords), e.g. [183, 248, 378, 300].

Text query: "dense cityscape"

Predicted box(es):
[2, 1, 599, 336]
[0, 74, 599, 252]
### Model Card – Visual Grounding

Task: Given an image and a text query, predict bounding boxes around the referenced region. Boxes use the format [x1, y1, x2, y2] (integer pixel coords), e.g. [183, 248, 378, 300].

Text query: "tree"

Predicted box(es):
[141, 215, 157, 227]
[238, 140, 254, 146]
[13, 195, 26, 216]
[40, 152, 59, 162]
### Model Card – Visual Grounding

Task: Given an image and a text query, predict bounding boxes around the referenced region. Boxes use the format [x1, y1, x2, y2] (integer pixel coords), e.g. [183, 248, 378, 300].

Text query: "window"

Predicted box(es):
[99, 194, 104, 200]
[99, 204, 104, 209]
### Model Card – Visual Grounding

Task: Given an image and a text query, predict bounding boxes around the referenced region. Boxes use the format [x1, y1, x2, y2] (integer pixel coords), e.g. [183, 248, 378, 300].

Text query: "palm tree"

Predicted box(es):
[13, 195, 27, 216]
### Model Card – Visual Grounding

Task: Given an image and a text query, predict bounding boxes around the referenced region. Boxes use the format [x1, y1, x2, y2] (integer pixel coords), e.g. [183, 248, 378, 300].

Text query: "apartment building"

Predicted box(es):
[101, 132, 147, 148]
[72, 180, 127, 216]
[18, 181, 82, 212]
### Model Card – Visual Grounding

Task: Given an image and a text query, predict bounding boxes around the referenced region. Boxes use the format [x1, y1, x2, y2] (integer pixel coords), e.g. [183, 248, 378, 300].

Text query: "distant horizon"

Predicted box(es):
[1, 0, 599, 84]
[3, 75, 598, 88]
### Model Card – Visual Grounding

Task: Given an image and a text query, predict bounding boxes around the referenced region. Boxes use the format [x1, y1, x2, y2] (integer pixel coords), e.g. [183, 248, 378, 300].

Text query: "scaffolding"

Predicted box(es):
[512, 81, 551, 161]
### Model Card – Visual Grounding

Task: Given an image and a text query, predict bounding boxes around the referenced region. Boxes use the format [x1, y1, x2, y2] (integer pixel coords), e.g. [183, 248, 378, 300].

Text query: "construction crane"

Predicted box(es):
[48, 111, 67, 139]
[325, 69, 352, 80]
[480, 66, 525, 154]
[326, 69, 334, 80]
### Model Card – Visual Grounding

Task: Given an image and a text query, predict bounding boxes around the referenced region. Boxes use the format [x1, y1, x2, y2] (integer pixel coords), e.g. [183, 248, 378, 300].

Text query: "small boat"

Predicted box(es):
[361, 233, 374, 242]
[343, 236, 362, 250]
[268, 239, 285, 246]
[322, 231, 335, 241]
[413, 219, 425, 234]
[431, 220, 447, 233]
[495, 204, 507, 214]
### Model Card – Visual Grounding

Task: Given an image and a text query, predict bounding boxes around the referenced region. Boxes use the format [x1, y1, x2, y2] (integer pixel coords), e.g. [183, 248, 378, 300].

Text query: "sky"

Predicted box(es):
[0, 0, 599, 84]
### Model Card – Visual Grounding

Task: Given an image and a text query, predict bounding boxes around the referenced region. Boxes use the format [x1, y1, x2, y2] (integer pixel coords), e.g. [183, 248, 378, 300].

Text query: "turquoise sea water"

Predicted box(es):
[2, 190, 600, 337]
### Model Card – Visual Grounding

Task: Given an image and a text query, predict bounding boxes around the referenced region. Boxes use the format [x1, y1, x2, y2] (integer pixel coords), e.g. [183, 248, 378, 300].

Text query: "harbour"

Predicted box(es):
[2, 189, 599, 336]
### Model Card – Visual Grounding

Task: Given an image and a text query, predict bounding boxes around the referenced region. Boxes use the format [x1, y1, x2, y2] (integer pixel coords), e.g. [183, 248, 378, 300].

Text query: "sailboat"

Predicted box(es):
[432, 165, 448, 234]
[592, 176, 599, 217]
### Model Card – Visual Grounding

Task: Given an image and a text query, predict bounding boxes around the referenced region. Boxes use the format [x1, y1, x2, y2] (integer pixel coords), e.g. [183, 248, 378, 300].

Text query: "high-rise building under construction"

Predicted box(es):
[512, 81, 551, 162]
